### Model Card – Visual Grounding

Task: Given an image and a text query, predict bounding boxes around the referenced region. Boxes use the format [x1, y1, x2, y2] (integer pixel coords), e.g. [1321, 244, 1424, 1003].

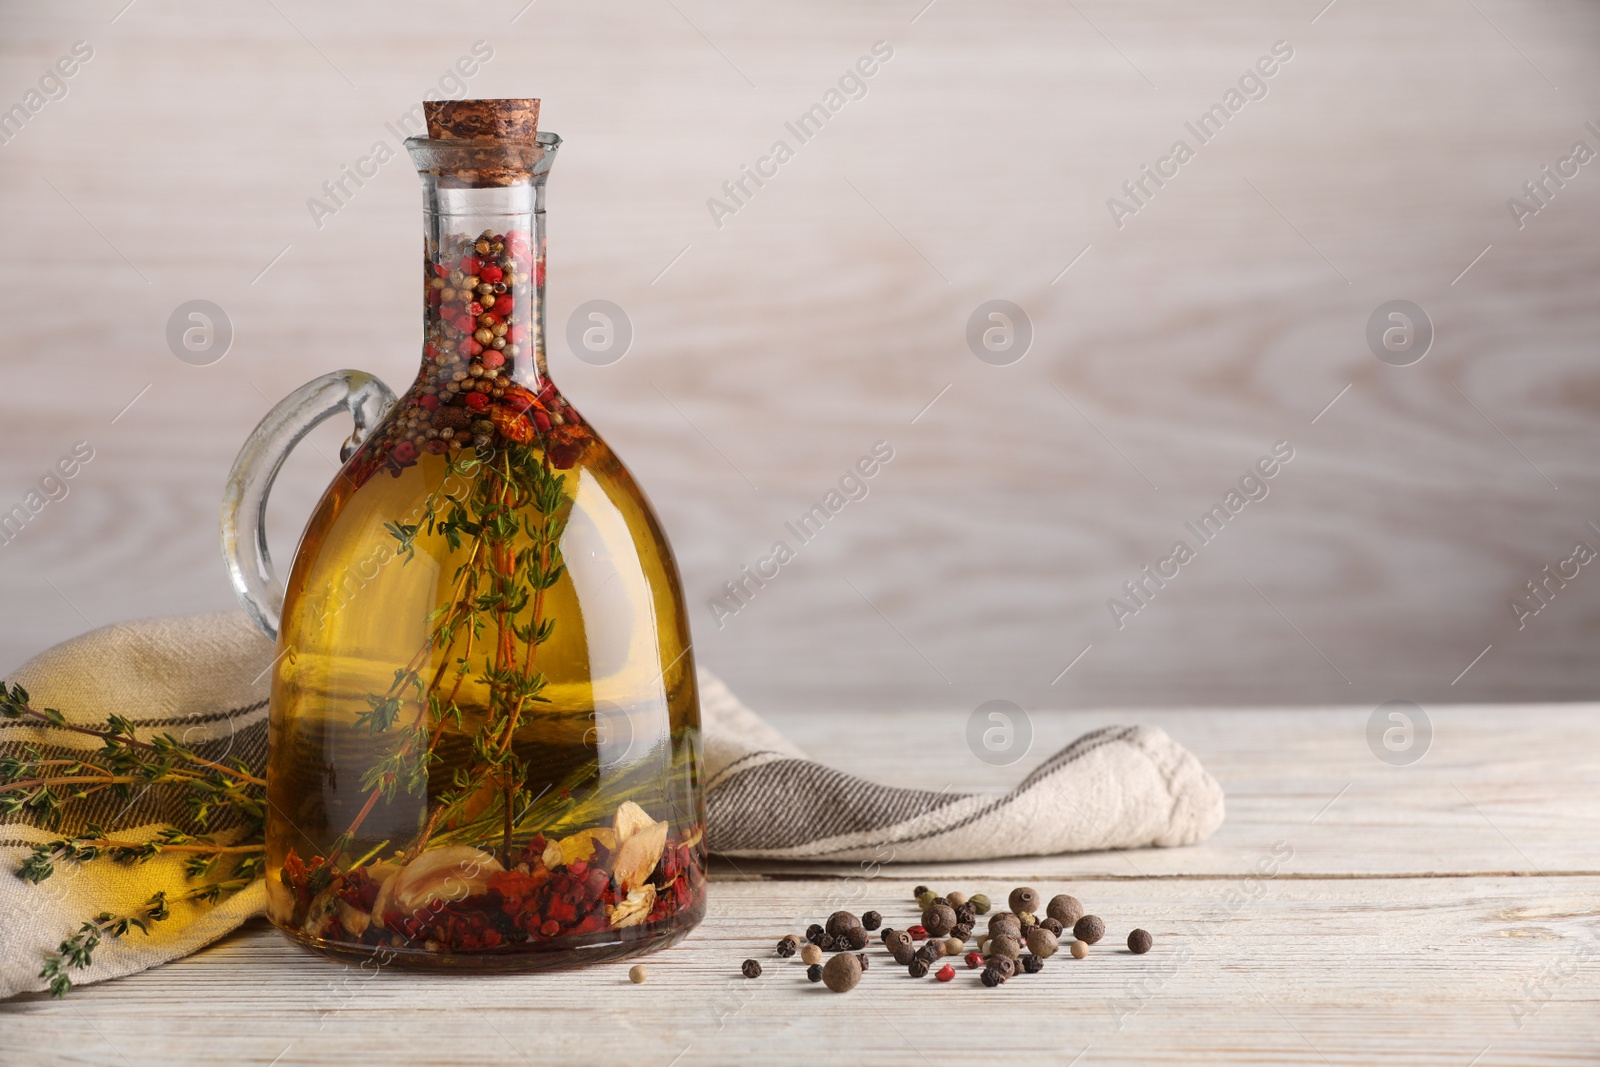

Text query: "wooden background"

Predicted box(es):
[1, 0, 1599, 712]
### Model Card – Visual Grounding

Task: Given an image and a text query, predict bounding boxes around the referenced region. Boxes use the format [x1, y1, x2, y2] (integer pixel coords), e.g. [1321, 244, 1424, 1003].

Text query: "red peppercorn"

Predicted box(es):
[965, 951, 984, 969]
[935, 964, 955, 982]
[433, 262, 449, 277]
[907, 925, 927, 940]
[531, 409, 550, 431]
[480, 264, 503, 284]
[459, 255, 480, 274]
[481, 351, 505, 370]
[465, 393, 489, 411]
[493, 294, 514, 316]
[460, 339, 483, 357]
[392, 441, 418, 463]
[420, 395, 440, 412]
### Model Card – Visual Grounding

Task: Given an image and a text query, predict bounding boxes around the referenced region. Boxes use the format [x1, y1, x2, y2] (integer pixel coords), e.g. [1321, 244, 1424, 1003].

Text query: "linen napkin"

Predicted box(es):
[0, 612, 1223, 997]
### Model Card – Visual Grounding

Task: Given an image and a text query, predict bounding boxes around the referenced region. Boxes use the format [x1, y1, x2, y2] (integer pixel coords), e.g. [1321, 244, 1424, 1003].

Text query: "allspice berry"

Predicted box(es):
[989, 934, 1021, 960]
[1008, 887, 1042, 916]
[891, 941, 917, 966]
[1047, 894, 1084, 926]
[1128, 928, 1154, 954]
[1026, 927, 1059, 958]
[1074, 915, 1106, 945]
[861, 910, 882, 931]
[1040, 918, 1064, 937]
[825, 911, 860, 938]
[822, 951, 862, 992]
[922, 902, 957, 938]
[628, 965, 648, 984]
[801, 944, 824, 966]
[1069, 939, 1089, 959]
[885, 929, 912, 955]
[988, 954, 1016, 979]
[969, 893, 992, 914]
[987, 912, 1021, 939]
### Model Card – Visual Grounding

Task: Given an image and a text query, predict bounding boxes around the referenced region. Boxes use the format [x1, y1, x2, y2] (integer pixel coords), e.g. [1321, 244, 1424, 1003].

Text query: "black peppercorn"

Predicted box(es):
[806, 963, 823, 983]
[1020, 953, 1044, 974]
[856, 952, 869, 971]
[741, 959, 762, 978]
[913, 885, 930, 898]
[861, 910, 882, 931]
[908, 957, 930, 978]
[916, 943, 941, 963]
[1040, 918, 1064, 937]
[1128, 928, 1153, 954]
[776, 938, 796, 958]
[980, 966, 1002, 987]
[955, 904, 976, 924]
[1074, 915, 1105, 945]
[817, 932, 836, 951]
[825, 911, 860, 938]
[806, 923, 825, 944]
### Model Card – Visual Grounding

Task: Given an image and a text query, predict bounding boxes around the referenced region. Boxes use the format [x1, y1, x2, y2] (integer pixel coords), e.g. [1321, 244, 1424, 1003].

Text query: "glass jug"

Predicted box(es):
[220, 99, 705, 969]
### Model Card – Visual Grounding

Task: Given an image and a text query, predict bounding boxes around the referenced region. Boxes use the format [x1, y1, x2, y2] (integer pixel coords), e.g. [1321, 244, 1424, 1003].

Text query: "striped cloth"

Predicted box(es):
[1, 613, 1223, 997]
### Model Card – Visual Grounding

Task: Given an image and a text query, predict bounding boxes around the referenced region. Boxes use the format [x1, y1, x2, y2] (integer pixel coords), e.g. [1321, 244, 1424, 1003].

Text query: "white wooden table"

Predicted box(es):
[4, 705, 1596, 1065]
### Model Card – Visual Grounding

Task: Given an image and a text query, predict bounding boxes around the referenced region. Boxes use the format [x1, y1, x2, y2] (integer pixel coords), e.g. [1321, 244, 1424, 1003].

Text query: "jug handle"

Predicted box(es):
[220, 370, 397, 642]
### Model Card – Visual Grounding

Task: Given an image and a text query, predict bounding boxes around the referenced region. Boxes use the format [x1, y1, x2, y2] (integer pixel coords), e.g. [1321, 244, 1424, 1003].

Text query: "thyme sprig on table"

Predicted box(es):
[36, 882, 250, 999]
[0, 681, 266, 997]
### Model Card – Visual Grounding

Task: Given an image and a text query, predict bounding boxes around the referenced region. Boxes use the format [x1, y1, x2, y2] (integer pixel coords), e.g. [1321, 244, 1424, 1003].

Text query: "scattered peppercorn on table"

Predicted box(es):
[5, 706, 1599, 1065]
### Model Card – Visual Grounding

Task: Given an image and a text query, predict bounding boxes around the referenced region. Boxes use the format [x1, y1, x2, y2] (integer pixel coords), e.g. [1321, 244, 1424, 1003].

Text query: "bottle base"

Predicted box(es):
[273, 902, 703, 972]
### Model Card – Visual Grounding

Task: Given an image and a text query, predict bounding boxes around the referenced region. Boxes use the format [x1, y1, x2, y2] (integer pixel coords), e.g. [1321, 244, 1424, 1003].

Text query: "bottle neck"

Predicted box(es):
[420, 180, 548, 392]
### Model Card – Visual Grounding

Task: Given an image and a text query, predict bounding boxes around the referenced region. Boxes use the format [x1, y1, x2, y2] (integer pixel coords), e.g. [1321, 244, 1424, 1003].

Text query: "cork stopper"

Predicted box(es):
[424, 99, 540, 142]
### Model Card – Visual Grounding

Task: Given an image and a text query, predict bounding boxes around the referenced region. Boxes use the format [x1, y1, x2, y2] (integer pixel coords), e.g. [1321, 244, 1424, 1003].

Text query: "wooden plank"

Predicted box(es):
[4, 876, 1597, 1066]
